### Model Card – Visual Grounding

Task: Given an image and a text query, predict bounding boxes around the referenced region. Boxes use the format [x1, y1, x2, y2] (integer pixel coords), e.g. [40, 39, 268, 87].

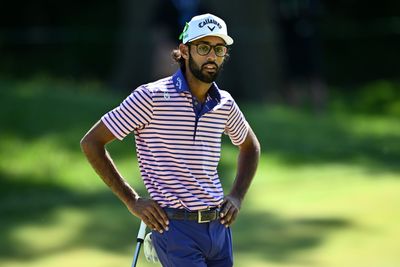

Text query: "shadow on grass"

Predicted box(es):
[0, 172, 351, 264]
[233, 211, 351, 262]
[0, 172, 140, 261]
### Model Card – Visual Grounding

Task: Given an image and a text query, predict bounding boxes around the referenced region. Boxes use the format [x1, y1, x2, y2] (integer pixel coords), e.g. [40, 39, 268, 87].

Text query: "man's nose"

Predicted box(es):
[207, 48, 217, 61]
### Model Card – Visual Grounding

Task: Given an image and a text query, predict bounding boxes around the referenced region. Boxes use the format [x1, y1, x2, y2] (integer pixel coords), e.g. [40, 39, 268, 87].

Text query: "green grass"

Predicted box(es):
[1, 76, 399, 267]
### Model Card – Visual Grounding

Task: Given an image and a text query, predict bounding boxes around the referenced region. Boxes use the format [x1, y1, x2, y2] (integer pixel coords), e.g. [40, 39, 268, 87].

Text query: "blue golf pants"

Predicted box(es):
[151, 219, 233, 267]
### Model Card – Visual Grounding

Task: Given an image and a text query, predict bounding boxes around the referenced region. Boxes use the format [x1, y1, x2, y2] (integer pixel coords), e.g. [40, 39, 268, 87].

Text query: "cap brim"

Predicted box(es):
[186, 33, 234, 45]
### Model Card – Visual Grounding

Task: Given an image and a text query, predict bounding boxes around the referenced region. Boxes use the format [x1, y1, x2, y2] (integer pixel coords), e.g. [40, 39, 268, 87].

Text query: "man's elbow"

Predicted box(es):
[80, 135, 90, 154]
[252, 138, 261, 157]
[240, 128, 261, 156]
[80, 134, 96, 155]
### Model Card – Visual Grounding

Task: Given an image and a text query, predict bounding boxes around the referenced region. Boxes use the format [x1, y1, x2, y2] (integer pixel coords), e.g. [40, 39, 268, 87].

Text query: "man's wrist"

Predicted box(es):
[127, 194, 140, 205]
[120, 186, 139, 207]
[228, 190, 244, 202]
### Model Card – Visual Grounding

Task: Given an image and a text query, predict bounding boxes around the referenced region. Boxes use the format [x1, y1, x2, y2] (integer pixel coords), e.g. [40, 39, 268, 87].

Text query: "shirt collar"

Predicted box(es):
[172, 68, 221, 103]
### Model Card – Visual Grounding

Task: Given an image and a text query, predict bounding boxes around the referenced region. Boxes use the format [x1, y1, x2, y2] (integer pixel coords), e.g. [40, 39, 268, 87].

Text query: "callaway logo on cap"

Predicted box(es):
[179, 13, 234, 45]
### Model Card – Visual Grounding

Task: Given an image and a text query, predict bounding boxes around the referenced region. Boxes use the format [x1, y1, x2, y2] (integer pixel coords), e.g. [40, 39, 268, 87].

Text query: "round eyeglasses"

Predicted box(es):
[190, 43, 228, 57]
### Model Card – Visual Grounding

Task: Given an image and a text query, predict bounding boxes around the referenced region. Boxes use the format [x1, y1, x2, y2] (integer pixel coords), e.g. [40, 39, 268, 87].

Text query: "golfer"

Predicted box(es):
[81, 13, 260, 267]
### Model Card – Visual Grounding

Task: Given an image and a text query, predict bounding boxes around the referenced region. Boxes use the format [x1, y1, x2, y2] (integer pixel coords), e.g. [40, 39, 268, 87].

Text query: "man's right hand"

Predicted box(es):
[128, 197, 169, 233]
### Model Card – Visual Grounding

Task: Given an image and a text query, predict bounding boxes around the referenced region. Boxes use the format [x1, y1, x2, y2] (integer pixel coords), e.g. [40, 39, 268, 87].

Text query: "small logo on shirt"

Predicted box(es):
[164, 91, 170, 100]
[176, 77, 182, 90]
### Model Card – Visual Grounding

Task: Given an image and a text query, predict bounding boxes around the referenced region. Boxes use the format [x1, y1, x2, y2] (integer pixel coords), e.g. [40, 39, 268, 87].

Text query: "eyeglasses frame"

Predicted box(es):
[188, 42, 229, 57]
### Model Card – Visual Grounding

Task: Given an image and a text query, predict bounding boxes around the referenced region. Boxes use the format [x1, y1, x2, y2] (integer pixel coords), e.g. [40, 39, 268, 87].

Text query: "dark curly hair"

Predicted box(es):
[171, 48, 185, 69]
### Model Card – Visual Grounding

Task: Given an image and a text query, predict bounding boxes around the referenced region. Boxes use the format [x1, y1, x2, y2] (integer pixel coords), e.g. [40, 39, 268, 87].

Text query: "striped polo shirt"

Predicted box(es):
[102, 69, 249, 211]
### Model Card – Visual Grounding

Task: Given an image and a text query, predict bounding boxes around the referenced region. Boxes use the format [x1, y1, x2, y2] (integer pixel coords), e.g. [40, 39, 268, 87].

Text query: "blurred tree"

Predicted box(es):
[274, 0, 328, 112]
[110, 0, 152, 90]
[0, 0, 399, 101]
[320, 0, 400, 86]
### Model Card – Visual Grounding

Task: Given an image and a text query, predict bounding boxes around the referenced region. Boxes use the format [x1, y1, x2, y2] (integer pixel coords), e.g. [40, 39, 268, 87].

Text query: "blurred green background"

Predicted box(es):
[1, 1, 399, 267]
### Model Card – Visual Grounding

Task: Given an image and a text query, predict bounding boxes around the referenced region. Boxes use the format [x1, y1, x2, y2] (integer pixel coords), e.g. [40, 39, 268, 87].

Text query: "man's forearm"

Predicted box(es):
[80, 139, 139, 206]
[80, 120, 169, 232]
[219, 132, 260, 227]
[230, 130, 260, 202]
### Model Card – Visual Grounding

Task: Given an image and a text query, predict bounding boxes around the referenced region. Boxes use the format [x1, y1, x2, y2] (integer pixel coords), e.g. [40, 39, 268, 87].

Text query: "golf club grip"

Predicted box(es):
[137, 220, 146, 242]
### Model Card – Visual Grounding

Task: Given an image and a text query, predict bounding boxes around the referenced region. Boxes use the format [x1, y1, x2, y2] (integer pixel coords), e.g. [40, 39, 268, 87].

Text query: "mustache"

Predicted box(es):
[201, 62, 219, 69]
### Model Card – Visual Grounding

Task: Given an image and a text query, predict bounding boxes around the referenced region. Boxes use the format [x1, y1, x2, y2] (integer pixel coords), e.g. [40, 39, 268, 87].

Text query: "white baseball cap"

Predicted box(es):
[179, 13, 234, 45]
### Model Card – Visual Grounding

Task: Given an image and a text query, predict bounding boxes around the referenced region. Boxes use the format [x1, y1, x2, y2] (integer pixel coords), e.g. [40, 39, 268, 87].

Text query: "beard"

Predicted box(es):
[188, 53, 223, 83]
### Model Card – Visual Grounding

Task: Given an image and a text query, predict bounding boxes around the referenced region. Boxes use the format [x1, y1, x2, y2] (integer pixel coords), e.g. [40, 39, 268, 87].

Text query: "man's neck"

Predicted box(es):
[184, 68, 212, 103]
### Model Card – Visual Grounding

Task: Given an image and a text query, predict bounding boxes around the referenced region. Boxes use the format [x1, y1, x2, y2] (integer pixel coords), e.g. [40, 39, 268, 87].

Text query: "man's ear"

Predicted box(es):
[179, 44, 189, 60]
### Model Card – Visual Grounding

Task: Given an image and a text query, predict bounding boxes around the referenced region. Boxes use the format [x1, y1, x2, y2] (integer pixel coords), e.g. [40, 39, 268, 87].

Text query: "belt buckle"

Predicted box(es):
[197, 209, 211, 223]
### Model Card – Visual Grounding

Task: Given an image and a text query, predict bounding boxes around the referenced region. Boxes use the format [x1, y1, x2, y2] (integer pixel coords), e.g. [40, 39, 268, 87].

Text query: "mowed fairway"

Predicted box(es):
[0, 78, 399, 267]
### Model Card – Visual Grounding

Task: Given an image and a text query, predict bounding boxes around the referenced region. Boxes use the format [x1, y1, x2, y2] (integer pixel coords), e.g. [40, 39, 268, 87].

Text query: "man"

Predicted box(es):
[80, 13, 260, 267]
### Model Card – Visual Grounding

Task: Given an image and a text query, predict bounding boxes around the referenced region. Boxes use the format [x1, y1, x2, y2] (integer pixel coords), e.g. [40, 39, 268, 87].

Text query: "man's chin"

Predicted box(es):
[201, 76, 216, 83]
[201, 71, 218, 83]
[190, 65, 219, 83]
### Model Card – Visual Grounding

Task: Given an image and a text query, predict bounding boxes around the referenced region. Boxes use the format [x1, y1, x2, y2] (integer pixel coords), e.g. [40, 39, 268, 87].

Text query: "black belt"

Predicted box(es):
[164, 208, 220, 223]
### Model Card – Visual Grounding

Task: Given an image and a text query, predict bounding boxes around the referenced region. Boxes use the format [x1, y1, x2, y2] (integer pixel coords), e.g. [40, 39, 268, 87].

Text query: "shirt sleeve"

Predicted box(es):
[225, 100, 249, 146]
[101, 86, 153, 140]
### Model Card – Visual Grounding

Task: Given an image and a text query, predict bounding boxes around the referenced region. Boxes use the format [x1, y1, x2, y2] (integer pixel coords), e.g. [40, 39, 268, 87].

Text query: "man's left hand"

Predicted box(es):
[219, 195, 242, 227]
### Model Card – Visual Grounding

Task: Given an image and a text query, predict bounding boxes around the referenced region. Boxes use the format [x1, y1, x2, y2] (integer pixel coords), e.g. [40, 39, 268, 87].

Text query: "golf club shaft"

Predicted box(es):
[131, 241, 142, 267]
[131, 221, 147, 267]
